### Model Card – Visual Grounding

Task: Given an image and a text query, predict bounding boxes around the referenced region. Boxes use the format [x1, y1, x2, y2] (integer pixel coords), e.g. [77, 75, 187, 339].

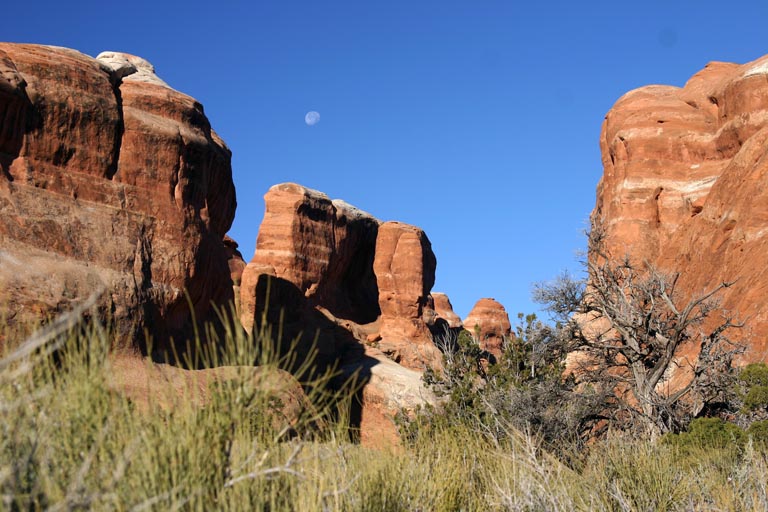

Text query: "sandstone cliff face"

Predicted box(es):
[0, 43, 505, 447]
[0, 44, 236, 353]
[595, 53, 768, 360]
[463, 298, 512, 358]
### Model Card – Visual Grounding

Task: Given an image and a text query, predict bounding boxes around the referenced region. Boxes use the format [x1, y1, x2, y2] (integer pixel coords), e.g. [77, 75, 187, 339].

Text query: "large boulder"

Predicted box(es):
[109, 354, 312, 435]
[594, 53, 768, 360]
[0, 44, 236, 355]
[339, 346, 437, 448]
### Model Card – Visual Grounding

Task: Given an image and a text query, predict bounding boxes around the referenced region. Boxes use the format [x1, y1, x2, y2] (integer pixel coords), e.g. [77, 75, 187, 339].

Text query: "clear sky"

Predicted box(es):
[4, 1, 767, 319]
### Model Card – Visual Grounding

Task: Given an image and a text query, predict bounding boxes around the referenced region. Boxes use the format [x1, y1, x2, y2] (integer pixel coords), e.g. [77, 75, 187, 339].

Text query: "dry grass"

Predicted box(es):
[1, 312, 767, 511]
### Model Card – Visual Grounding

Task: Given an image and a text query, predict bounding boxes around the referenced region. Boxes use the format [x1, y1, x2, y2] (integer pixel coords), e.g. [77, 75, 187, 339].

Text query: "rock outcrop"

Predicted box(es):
[109, 354, 311, 432]
[341, 346, 436, 448]
[463, 298, 512, 358]
[240, 183, 443, 371]
[430, 292, 463, 330]
[244, 183, 380, 325]
[238, 183, 450, 443]
[0, 44, 236, 354]
[0, 43, 505, 448]
[374, 221, 441, 369]
[594, 53, 768, 360]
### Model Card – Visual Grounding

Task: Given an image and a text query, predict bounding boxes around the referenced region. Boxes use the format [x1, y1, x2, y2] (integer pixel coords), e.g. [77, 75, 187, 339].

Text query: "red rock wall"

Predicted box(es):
[594, 54, 768, 360]
[0, 44, 236, 354]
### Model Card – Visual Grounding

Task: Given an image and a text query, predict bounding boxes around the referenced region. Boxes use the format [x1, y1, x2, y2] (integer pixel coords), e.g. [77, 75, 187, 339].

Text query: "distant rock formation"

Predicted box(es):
[595, 53, 768, 361]
[463, 298, 512, 358]
[239, 183, 447, 371]
[0, 43, 236, 355]
[430, 292, 463, 330]
[243, 183, 380, 326]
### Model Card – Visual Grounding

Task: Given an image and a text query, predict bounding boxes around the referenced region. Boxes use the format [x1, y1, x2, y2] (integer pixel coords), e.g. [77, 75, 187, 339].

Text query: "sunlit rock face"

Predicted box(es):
[463, 298, 512, 358]
[373, 221, 442, 370]
[0, 43, 236, 354]
[594, 53, 768, 360]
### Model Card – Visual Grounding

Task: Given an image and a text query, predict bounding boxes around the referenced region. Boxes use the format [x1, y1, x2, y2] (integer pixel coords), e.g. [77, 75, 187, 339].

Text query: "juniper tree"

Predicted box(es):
[534, 226, 743, 437]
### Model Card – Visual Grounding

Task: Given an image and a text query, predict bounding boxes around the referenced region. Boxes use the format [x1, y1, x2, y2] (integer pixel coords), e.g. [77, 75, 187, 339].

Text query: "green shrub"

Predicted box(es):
[735, 363, 768, 417]
[744, 385, 768, 411]
[739, 363, 768, 387]
[747, 420, 768, 446]
[666, 417, 746, 450]
[409, 314, 600, 461]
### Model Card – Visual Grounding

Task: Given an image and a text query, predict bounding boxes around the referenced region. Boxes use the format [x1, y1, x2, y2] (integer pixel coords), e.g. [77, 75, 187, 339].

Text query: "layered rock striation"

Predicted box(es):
[0, 44, 236, 354]
[595, 53, 768, 359]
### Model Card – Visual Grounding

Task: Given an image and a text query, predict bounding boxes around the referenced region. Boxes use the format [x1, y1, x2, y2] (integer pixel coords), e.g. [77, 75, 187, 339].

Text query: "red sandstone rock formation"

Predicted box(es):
[341, 345, 436, 448]
[430, 292, 463, 330]
[373, 221, 441, 369]
[109, 353, 311, 431]
[238, 184, 444, 442]
[463, 298, 512, 358]
[595, 53, 768, 361]
[0, 44, 236, 353]
[244, 183, 380, 324]
[240, 183, 442, 370]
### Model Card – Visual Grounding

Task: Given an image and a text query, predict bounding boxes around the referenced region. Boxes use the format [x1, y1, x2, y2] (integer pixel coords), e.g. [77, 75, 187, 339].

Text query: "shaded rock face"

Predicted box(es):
[0, 44, 236, 354]
[463, 298, 512, 358]
[339, 346, 436, 448]
[595, 53, 768, 360]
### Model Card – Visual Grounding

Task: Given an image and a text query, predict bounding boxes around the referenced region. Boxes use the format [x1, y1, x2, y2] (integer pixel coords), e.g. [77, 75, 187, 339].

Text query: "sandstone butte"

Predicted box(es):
[0, 43, 498, 447]
[594, 53, 768, 369]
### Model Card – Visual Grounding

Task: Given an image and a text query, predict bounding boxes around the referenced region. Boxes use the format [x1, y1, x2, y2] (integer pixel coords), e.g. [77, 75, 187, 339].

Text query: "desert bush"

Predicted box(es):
[747, 420, 768, 446]
[664, 417, 746, 452]
[744, 385, 768, 412]
[738, 362, 768, 387]
[737, 362, 768, 414]
[533, 226, 743, 437]
[410, 314, 604, 461]
[4, 296, 768, 510]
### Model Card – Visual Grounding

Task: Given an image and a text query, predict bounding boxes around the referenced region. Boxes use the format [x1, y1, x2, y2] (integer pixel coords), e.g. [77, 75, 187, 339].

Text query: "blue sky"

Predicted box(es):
[4, 1, 767, 319]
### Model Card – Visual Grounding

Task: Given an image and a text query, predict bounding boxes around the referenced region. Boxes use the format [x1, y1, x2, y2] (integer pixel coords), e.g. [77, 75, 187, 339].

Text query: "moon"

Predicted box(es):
[305, 111, 320, 126]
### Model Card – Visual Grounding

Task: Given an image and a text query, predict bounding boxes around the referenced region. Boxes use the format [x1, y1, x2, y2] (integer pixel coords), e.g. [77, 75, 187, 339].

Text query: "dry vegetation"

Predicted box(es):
[1, 307, 767, 512]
